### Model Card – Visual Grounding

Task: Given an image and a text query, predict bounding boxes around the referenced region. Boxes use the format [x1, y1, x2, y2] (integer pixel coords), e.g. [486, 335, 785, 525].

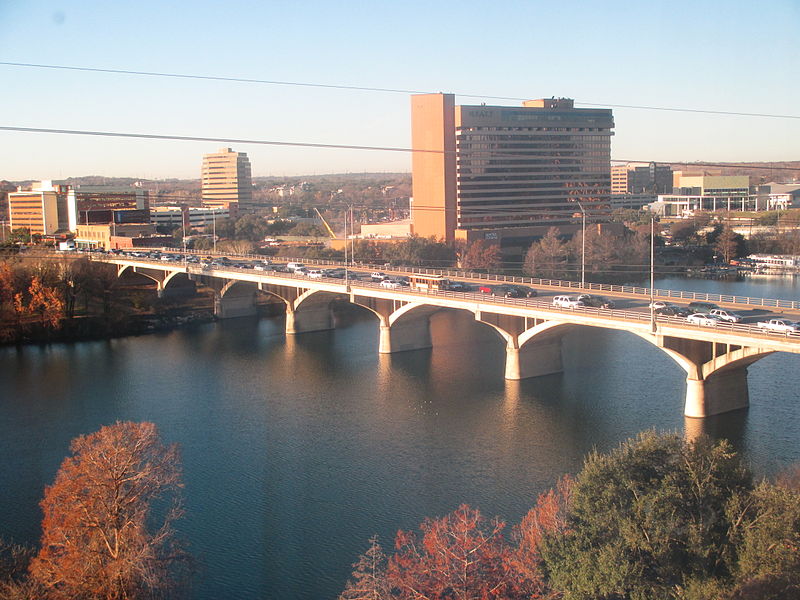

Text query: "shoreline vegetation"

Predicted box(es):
[0, 250, 224, 347]
[2, 428, 798, 599]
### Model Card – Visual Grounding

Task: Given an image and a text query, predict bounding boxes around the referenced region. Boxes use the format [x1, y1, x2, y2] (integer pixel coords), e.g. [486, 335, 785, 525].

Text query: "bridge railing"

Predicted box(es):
[87, 248, 800, 311]
[97, 253, 800, 343]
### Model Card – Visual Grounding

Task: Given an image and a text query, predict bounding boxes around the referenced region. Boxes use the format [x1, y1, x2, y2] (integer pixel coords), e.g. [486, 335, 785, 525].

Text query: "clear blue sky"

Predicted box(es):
[1, 0, 798, 180]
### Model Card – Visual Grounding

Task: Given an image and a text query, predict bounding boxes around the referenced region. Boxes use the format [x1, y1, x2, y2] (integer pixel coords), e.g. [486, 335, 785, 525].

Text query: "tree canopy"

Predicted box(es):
[28, 421, 187, 600]
[539, 431, 752, 600]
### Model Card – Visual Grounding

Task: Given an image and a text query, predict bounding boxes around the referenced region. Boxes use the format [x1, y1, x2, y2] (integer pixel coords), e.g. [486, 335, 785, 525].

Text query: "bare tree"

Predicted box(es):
[29, 421, 188, 600]
[715, 226, 741, 263]
[523, 227, 568, 279]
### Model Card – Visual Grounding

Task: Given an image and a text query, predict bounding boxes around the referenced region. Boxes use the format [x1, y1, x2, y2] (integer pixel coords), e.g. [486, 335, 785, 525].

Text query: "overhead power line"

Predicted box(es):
[1, 61, 798, 120]
[1, 125, 799, 172]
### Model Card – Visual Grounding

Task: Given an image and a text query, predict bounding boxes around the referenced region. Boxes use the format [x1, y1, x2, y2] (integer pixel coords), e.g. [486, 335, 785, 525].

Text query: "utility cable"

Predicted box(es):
[2, 125, 799, 173]
[1, 61, 798, 120]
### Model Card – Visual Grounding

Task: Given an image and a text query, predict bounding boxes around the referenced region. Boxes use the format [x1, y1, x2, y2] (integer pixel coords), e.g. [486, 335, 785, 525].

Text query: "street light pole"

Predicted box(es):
[343, 207, 349, 291]
[650, 216, 656, 333]
[581, 206, 586, 288]
[182, 219, 187, 268]
[212, 210, 217, 254]
[569, 199, 586, 287]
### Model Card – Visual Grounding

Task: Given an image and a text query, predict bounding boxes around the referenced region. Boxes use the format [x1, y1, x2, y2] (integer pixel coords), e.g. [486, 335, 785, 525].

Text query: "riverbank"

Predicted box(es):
[1, 307, 217, 346]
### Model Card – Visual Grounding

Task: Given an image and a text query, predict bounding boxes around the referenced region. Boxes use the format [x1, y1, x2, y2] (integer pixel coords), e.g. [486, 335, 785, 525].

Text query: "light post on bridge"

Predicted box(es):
[182, 218, 187, 269]
[343, 206, 350, 291]
[569, 199, 586, 288]
[650, 216, 656, 333]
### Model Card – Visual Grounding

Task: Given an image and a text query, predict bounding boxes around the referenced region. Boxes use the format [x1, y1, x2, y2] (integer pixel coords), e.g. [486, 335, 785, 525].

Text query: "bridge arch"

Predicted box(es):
[517, 318, 776, 418]
[384, 302, 516, 355]
[215, 280, 260, 319]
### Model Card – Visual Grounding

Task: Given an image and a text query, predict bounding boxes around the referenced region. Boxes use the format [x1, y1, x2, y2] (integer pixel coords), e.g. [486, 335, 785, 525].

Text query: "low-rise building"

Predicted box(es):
[151, 205, 230, 229]
[756, 183, 800, 210]
[67, 185, 150, 230]
[75, 223, 161, 250]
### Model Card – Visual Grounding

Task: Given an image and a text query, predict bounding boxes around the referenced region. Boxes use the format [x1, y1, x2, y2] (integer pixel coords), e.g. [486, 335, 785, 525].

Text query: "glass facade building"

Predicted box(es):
[411, 95, 614, 242]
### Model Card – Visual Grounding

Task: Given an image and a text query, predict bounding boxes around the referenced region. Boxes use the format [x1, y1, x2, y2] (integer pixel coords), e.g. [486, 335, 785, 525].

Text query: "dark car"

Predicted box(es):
[499, 286, 522, 298]
[445, 281, 470, 292]
[503, 285, 536, 298]
[688, 301, 719, 313]
[508, 285, 537, 298]
[656, 305, 692, 317]
[581, 295, 615, 309]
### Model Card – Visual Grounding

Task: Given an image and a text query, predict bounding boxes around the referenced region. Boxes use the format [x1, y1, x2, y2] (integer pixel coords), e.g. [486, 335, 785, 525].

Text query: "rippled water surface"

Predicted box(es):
[1, 276, 798, 599]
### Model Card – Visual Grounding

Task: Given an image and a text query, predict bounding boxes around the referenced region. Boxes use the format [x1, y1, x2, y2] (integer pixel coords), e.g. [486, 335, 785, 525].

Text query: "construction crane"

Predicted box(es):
[313, 207, 337, 239]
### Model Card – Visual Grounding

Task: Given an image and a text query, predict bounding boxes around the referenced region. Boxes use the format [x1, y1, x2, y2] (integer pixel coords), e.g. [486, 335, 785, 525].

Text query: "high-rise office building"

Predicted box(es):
[7, 181, 67, 235]
[201, 147, 253, 213]
[411, 94, 614, 249]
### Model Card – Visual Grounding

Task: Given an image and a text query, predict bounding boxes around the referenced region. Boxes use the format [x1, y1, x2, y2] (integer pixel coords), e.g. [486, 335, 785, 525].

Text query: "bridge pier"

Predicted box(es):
[214, 292, 257, 319]
[379, 316, 432, 353]
[285, 304, 334, 335]
[684, 368, 749, 418]
[505, 339, 563, 380]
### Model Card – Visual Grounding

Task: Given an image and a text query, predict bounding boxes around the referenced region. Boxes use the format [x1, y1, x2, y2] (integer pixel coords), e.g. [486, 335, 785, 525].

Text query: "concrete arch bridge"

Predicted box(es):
[107, 256, 800, 419]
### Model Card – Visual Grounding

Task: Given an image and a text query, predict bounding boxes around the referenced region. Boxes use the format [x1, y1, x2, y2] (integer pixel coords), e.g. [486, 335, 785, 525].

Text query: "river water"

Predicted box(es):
[0, 275, 798, 599]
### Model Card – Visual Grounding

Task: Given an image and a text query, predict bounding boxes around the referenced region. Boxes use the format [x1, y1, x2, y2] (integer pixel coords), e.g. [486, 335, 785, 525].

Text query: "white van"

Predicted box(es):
[552, 295, 584, 308]
[286, 262, 306, 272]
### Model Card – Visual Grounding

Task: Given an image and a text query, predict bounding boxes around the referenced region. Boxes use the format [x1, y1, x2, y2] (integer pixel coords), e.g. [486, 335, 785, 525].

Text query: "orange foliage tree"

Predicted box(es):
[28, 422, 187, 600]
[25, 276, 64, 329]
[387, 504, 532, 600]
[509, 475, 574, 595]
[459, 240, 502, 272]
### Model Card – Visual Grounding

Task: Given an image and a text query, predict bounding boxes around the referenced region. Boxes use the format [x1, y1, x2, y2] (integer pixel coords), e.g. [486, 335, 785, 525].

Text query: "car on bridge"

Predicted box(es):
[306, 269, 324, 279]
[709, 309, 743, 323]
[444, 281, 471, 292]
[688, 301, 720, 313]
[552, 295, 585, 308]
[757, 319, 800, 333]
[655, 305, 691, 317]
[371, 272, 387, 281]
[649, 300, 673, 310]
[380, 279, 405, 289]
[579, 294, 615, 309]
[508, 286, 538, 298]
[686, 313, 722, 326]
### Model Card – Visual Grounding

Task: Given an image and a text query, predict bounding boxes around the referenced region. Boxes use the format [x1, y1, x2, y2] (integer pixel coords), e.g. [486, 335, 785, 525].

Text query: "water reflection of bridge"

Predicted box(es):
[100, 255, 800, 419]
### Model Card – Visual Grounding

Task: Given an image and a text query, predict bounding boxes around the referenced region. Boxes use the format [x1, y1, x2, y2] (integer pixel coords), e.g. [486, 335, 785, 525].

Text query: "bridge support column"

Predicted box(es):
[214, 292, 257, 319]
[382, 317, 432, 353]
[378, 323, 392, 354]
[505, 339, 563, 380]
[684, 368, 749, 418]
[286, 304, 333, 335]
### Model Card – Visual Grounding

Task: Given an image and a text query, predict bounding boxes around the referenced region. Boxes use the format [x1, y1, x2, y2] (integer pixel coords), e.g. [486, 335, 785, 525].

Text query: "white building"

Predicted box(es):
[150, 205, 229, 228]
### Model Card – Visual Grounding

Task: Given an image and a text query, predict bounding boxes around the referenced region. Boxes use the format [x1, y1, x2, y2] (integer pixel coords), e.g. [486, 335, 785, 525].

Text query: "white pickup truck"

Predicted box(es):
[757, 319, 800, 333]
